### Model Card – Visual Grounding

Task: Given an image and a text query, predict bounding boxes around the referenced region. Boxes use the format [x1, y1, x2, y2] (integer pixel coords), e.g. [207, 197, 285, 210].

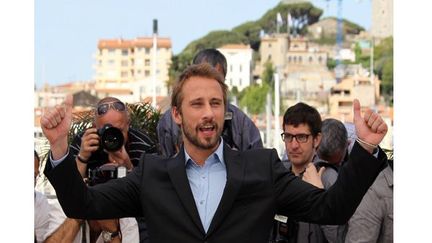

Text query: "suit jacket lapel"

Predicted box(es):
[206, 144, 245, 236]
[167, 149, 205, 234]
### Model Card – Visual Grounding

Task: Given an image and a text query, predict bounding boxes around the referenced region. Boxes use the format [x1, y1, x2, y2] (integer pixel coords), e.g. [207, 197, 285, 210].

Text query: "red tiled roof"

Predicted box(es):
[96, 88, 133, 94]
[98, 37, 172, 49]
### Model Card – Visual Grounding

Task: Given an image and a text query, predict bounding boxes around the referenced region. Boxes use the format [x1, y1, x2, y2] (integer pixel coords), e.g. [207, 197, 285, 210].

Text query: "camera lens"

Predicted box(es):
[98, 124, 124, 152]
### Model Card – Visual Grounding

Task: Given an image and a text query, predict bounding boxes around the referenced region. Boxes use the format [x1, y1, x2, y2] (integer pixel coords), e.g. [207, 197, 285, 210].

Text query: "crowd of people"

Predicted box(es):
[35, 49, 393, 243]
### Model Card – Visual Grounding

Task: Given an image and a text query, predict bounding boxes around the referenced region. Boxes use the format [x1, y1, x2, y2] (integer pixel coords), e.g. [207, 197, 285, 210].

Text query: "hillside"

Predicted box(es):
[167, 1, 364, 86]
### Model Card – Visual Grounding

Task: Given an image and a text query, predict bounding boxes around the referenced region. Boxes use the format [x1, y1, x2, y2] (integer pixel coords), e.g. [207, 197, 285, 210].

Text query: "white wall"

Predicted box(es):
[218, 47, 253, 91]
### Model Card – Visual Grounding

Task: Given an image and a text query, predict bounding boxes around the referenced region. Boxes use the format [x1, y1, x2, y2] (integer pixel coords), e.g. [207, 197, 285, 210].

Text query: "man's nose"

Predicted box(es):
[289, 138, 300, 148]
[202, 103, 215, 119]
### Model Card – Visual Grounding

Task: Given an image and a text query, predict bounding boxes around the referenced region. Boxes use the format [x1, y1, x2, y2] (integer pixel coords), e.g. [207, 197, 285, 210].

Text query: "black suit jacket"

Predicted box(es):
[45, 142, 386, 243]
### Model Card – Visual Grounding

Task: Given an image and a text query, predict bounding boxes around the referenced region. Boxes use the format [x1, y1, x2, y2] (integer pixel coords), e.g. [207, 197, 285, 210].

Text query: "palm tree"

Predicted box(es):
[36, 101, 161, 189]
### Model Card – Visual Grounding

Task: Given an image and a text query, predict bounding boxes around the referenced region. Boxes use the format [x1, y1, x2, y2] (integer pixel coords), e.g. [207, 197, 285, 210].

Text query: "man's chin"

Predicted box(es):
[197, 136, 219, 150]
[290, 159, 307, 166]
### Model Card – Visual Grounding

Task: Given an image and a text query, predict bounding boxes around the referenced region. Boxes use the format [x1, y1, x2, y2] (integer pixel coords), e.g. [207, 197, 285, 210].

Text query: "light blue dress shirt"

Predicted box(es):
[184, 140, 227, 233]
[50, 140, 229, 233]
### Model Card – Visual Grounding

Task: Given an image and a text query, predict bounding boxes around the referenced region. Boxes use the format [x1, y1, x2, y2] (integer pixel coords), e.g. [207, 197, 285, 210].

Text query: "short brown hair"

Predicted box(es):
[171, 63, 227, 112]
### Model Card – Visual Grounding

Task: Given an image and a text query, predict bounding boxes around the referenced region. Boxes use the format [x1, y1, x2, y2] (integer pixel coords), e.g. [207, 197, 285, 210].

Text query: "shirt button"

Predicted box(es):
[202, 176, 206, 179]
[200, 200, 204, 205]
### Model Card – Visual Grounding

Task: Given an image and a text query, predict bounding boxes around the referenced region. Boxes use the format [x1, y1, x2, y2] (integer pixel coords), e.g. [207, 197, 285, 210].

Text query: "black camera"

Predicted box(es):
[87, 164, 127, 186]
[97, 123, 124, 152]
[84, 124, 127, 186]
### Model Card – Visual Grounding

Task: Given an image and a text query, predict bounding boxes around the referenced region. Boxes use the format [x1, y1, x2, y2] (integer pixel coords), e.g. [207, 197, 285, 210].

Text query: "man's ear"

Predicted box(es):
[313, 133, 322, 149]
[172, 106, 182, 125]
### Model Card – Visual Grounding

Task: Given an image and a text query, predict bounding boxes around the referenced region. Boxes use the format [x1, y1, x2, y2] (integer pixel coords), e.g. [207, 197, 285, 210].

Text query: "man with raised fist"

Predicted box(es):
[41, 63, 388, 243]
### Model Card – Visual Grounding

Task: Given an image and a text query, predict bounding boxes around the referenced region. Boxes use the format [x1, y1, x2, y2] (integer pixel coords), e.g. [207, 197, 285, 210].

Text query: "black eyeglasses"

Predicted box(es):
[96, 101, 126, 116]
[280, 133, 311, 143]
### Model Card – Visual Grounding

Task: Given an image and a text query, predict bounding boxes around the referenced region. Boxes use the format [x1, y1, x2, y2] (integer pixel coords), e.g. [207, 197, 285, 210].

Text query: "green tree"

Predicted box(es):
[309, 17, 365, 45]
[68, 101, 161, 144]
[374, 37, 393, 105]
[168, 2, 324, 91]
[262, 62, 275, 87]
[239, 83, 270, 114]
[229, 86, 240, 103]
[38, 101, 161, 183]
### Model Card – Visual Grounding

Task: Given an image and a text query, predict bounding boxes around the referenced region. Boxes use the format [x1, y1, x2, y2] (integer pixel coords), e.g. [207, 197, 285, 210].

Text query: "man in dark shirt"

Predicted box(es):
[70, 97, 157, 243]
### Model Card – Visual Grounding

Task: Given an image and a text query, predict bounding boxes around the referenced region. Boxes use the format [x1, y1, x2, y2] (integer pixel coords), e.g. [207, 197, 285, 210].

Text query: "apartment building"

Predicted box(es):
[94, 37, 172, 99]
[218, 44, 253, 91]
[328, 75, 381, 120]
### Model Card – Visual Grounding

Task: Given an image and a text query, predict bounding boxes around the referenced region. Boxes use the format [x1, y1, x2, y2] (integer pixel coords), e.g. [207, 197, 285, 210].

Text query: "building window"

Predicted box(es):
[230, 78, 233, 86]
[108, 49, 115, 55]
[239, 65, 242, 72]
[122, 49, 128, 56]
[121, 71, 128, 77]
[288, 56, 292, 63]
[293, 56, 297, 63]
[121, 60, 128, 66]
[309, 56, 313, 63]
[145, 48, 150, 54]
[107, 70, 116, 78]
[145, 59, 150, 66]
[239, 78, 242, 86]
[145, 70, 150, 76]
[108, 59, 115, 65]
[268, 54, 272, 60]
[268, 43, 272, 48]
[299, 56, 302, 63]
[318, 56, 322, 63]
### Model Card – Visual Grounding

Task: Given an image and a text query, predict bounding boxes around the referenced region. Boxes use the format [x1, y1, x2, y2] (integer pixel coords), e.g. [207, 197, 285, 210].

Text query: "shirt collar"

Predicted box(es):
[184, 138, 225, 167]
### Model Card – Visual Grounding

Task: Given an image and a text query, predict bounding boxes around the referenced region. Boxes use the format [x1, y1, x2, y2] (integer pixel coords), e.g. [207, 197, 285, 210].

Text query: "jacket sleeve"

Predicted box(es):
[274, 142, 387, 225]
[230, 106, 263, 150]
[44, 152, 144, 220]
[345, 166, 392, 242]
[242, 114, 263, 150]
[319, 168, 344, 243]
[156, 110, 178, 158]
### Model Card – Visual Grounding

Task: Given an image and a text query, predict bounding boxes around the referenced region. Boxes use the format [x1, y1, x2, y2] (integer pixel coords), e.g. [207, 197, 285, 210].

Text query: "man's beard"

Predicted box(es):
[182, 120, 222, 150]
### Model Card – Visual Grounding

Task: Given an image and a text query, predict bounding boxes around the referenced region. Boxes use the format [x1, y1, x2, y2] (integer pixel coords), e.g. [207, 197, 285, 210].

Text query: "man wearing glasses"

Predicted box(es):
[69, 97, 157, 243]
[272, 102, 342, 243]
[42, 64, 388, 243]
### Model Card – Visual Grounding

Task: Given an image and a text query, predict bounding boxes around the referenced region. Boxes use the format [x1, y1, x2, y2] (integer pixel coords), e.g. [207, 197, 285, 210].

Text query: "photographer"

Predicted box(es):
[70, 97, 157, 243]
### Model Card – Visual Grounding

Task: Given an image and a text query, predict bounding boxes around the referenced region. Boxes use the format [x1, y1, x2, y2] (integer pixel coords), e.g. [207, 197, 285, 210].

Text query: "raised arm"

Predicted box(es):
[353, 99, 388, 153]
[275, 99, 388, 224]
[40, 94, 73, 160]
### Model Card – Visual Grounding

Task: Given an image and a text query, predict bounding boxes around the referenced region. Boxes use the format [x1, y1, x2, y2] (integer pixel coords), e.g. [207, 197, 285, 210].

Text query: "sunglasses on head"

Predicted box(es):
[96, 101, 126, 116]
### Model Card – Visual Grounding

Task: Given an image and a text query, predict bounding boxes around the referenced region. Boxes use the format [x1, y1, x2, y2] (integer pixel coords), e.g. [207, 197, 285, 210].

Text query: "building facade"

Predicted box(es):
[218, 44, 253, 91]
[94, 37, 172, 99]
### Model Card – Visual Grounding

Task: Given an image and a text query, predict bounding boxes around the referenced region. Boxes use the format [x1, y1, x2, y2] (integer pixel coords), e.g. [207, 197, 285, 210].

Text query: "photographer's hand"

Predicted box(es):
[108, 146, 133, 170]
[78, 128, 100, 160]
[76, 128, 100, 177]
